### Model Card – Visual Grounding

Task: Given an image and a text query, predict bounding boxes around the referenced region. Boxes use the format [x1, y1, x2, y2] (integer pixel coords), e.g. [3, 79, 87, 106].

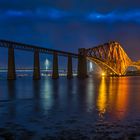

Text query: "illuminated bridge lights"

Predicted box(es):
[101, 72, 106, 77]
[85, 41, 140, 76]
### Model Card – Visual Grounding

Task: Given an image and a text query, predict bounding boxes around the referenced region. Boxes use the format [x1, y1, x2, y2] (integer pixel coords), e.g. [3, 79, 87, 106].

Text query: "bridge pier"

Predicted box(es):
[67, 55, 73, 79]
[33, 50, 41, 80]
[7, 47, 16, 80]
[52, 52, 59, 79]
[77, 48, 88, 78]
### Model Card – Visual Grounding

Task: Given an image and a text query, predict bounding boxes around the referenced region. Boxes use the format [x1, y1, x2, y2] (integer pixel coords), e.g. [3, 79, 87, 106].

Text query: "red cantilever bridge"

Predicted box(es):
[79, 41, 140, 76]
[0, 40, 139, 80]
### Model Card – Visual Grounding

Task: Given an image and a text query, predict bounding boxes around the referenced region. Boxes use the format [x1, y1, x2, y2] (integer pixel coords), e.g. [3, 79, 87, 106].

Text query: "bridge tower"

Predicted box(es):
[33, 50, 41, 80]
[7, 47, 16, 80]
[67, 55, 73, 78]
[52, 52, 59, 79]
[77, 48, 88, 78]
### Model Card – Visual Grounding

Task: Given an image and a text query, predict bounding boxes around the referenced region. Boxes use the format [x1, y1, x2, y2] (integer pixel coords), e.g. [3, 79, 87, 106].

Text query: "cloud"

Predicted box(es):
[86, 10, 140, 23]
[5, 10, 31, 17]
[1, 8, 140, 23]
[0, 0, 140, 62]
[36, 7, 71, 20]
[0, 7, 71, 21]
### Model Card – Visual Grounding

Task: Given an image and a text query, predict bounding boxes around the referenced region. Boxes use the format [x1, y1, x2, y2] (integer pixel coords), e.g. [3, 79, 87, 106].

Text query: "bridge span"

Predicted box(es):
[79, 41, 140, 76]
[0, 40, 139, 80]
[0, 40, 79, 80]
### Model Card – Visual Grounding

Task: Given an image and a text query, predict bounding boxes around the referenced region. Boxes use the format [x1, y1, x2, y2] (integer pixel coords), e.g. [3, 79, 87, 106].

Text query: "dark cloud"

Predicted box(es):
[0, 0, 140, 68]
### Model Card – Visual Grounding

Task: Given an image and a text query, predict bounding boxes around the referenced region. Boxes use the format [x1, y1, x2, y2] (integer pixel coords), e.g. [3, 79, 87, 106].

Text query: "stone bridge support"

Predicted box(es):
[77, 48, 88, 78]
[67, 55, 73, 78]
[7, 47, 16, 80]
[52, 52, 59, 79]
[33, 50, 41, 80]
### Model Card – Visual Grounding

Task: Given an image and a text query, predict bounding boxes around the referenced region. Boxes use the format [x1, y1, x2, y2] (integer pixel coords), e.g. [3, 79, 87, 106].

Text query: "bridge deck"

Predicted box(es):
[0, 40, 78, 58]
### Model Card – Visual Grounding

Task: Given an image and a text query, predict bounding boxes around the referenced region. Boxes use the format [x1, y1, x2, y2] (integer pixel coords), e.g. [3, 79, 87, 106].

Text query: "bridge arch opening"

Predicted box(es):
[87, 57, 119, 76]
[87, 59, 114, 77]
[126, 66, 139, 71]
[124, 65, 140, 75]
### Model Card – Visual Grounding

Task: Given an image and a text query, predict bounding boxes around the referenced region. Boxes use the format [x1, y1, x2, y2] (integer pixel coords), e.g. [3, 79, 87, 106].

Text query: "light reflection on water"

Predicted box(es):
[97, 77, 106, 118]
[115, 77, 129, 119]
[97, 77, 130, 120]
[0, 76, 140, 129]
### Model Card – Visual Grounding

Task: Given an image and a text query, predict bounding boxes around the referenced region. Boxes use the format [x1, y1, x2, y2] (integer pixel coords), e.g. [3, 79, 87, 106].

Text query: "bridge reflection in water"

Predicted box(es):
[1, 77, 140, 138]
[97, 77, 130, 120]
[1, 77, 139, 120]
[97, 77, 107, 119]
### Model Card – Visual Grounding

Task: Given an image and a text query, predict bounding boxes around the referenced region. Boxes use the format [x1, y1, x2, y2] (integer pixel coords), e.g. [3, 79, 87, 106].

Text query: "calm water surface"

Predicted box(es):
[0, 76, 140, 139]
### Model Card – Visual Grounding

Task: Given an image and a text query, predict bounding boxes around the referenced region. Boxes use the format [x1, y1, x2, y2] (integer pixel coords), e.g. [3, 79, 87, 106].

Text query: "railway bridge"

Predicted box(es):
[0, 40, 139, 80]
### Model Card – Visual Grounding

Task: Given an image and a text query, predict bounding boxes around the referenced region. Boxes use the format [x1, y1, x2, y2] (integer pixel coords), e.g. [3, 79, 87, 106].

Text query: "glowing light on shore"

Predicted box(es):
[45, 58, 49, 70]
[89, 61, 93, 71]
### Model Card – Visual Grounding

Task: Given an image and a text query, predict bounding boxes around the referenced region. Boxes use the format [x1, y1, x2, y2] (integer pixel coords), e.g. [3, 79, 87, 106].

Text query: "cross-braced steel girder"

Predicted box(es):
[85, 41, 133, 75]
